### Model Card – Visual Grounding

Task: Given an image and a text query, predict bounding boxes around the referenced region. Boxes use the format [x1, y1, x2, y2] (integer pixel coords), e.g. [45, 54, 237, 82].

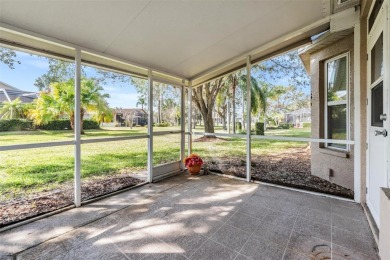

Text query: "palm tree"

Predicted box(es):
[29, 79, 110, 133]
[0, 97, 26, 119]
[215, 84, 229, 130]
[237, 75, 266, 130]
[136, 95, 146, 110]
[260, 83, 287, 129]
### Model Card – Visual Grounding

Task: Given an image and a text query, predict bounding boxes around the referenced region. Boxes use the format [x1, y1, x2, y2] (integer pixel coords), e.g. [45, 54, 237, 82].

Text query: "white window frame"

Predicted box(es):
[324, 52, 350, 151]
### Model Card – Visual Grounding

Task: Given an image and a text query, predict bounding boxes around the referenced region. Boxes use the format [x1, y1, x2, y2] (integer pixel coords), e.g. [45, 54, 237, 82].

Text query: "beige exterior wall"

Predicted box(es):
[359, 17, 368, 203]
[309, 34, 355, 190]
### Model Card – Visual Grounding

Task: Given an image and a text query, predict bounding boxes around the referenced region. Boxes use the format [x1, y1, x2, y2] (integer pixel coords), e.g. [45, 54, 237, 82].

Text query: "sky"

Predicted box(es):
[0, 50, 143, 108]
[0, 48, 310, 108]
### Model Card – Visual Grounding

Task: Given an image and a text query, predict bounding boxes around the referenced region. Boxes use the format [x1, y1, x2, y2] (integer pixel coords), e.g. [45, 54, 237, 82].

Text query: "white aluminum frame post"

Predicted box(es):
[180, 80, 185, 167]
[74, 48, 81, 207]
[147, 69, 153, 183]
[246, 56, 252, 182]
[187, 83, 192, 155]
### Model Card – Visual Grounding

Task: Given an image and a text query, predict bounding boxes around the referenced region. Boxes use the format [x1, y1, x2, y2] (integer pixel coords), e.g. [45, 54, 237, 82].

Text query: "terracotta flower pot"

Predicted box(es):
[188, 164, 201, 175]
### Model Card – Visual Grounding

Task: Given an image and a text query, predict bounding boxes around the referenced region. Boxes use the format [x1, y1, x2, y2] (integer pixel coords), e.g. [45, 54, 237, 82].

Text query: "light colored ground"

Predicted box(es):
[0, 173, 378, 260]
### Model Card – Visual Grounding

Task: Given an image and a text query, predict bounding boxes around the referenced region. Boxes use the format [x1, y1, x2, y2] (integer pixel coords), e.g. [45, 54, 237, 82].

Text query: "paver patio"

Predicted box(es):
[0, 173, 378, 260]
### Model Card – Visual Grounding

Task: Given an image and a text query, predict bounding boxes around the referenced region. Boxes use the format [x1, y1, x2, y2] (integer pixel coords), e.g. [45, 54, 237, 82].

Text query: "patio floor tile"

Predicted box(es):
[293, 217, 331, 242]
[190, 239, 237, 260]
[332, 227, 378, 257]
[210, 224, 251, 252]
[0, 174, 378, 260]
[297, 206, 331, 225]
[282, 249, 310, 260]
[331, 243, 379, 260]
[240, 237, 285, 260]
[287, 230, 331, 258]
[252, 221, 292, 248]
[225, 212, 262, 233]
[261, 209, 297, 229]
[332, 213, 372, 236]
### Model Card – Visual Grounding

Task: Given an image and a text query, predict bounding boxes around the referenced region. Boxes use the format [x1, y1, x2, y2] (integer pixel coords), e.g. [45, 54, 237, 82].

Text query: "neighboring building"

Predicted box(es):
[113, 108, 147, 126]
[284, 108, 311, 126]
[0, 81, 38, 103]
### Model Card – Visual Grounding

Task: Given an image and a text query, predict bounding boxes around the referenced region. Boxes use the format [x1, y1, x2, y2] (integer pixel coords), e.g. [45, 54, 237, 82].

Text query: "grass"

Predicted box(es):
[0, 126, 311, 202]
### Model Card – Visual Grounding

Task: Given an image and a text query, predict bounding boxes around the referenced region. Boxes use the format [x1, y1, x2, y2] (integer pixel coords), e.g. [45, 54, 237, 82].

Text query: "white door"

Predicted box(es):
[367, 1, 388, 226]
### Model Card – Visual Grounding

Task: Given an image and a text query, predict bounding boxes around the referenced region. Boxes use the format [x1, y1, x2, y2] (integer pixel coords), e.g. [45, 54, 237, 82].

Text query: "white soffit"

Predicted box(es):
[0, 0, 330, 80]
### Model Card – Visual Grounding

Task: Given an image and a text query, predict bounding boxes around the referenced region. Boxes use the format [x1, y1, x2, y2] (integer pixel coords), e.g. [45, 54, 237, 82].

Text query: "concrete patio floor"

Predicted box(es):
[0, 173, 378, 260]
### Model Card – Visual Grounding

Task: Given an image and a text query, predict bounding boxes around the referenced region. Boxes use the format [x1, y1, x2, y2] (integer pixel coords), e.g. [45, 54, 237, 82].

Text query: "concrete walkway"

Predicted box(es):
[0, 173, 378, 259]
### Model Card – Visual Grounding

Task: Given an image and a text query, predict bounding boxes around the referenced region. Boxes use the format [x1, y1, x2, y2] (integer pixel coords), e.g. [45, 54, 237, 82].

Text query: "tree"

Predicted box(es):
[136, 95, 146, 110]
[253, 50, 310, 89]
[34, 59, 80, 91]
[0, 48, 20, 69]
[0, 98, 26, 119]
[237, 74, 267, 130]
[192, 78, 225, 134]
[215, 84, 229, 130]
[29, 79, 110, 133]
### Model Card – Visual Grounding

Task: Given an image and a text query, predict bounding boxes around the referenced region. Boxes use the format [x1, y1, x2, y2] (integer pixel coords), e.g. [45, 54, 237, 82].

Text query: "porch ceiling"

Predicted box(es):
[0, 0, 330, 80]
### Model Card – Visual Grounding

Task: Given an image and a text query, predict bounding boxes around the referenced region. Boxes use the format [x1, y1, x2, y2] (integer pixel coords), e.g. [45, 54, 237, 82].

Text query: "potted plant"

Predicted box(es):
[183, 154, 204, 175]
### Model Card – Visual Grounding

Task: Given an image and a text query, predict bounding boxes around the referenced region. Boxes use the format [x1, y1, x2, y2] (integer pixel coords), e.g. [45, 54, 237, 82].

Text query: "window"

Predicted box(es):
[325, 53, 349, 150]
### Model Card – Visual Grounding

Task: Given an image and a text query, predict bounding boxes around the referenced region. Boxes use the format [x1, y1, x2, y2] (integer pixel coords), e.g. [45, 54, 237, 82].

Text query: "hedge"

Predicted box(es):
[83, 120, 100, 129]
[278, 123, 293, 129]
[236, 122, 242, 131]
[39, 119, 100, 130]
[0, 119, 33, 131]
[38, 120, 71, 130]
[255, 122, 264, 135]
[0, 119, 100, 131]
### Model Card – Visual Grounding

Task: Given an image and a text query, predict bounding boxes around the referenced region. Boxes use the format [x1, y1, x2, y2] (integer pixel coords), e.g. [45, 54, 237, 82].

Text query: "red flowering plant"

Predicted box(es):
[183, 153, 204, 168]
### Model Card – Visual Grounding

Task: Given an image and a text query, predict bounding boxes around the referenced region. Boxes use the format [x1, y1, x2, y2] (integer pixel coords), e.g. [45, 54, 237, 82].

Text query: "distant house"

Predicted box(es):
[0, 81, 38, 103]
[113, 108, 148, 127]
[284, 108, 311, 127]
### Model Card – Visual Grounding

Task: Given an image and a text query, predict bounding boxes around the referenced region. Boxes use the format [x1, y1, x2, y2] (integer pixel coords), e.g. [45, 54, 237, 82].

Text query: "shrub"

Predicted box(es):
[255, 122, 264, 135]
[38, 119, 100, 130]
[278, 123, 291, 129]
[236, 122, 242, 131]
[83, 120, 100, 129]
[38, 120, 71, 130]
[303, 122, 311, 128]
[156, 122, 170, 127]
[0, 119, 33, 131]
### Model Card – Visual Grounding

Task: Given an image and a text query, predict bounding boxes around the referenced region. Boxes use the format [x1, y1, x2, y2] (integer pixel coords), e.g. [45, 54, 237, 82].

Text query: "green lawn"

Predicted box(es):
[0, 126, 310, 202]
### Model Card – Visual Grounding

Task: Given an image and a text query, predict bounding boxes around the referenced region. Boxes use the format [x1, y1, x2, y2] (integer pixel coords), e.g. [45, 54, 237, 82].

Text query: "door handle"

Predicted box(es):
[375, 129, 388, 137]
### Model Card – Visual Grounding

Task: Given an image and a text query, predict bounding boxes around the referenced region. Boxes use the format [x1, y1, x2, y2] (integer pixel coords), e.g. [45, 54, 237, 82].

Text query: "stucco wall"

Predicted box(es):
[310, 34, 355, 190]
[359, 17, 368, 203]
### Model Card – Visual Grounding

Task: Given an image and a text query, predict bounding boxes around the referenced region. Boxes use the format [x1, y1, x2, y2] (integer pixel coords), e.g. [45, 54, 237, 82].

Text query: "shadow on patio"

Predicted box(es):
[0, 173, 378, 260]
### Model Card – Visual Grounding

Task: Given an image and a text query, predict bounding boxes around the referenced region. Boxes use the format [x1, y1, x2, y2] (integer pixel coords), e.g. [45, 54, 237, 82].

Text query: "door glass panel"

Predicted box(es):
[327, 56, 347, 102]
[371, 33, 383, 84]
[371, 82, 383, 127]
[369, 0, 384, 33]
[327, 104, 347, 149]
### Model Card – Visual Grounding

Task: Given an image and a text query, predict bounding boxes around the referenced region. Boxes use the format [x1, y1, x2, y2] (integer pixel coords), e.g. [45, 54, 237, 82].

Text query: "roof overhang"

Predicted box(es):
[0, 0, 332, 85]
[298, 7, 358, 74]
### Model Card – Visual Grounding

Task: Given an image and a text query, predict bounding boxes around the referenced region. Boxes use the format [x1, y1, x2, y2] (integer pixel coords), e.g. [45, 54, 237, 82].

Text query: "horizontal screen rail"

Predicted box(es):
[80, 135, 149, 144]
[0, 135, 149, 151]
[193, 132, 355, 145]
[0, 140, 74, 151]
[153, 130, 183, 136]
